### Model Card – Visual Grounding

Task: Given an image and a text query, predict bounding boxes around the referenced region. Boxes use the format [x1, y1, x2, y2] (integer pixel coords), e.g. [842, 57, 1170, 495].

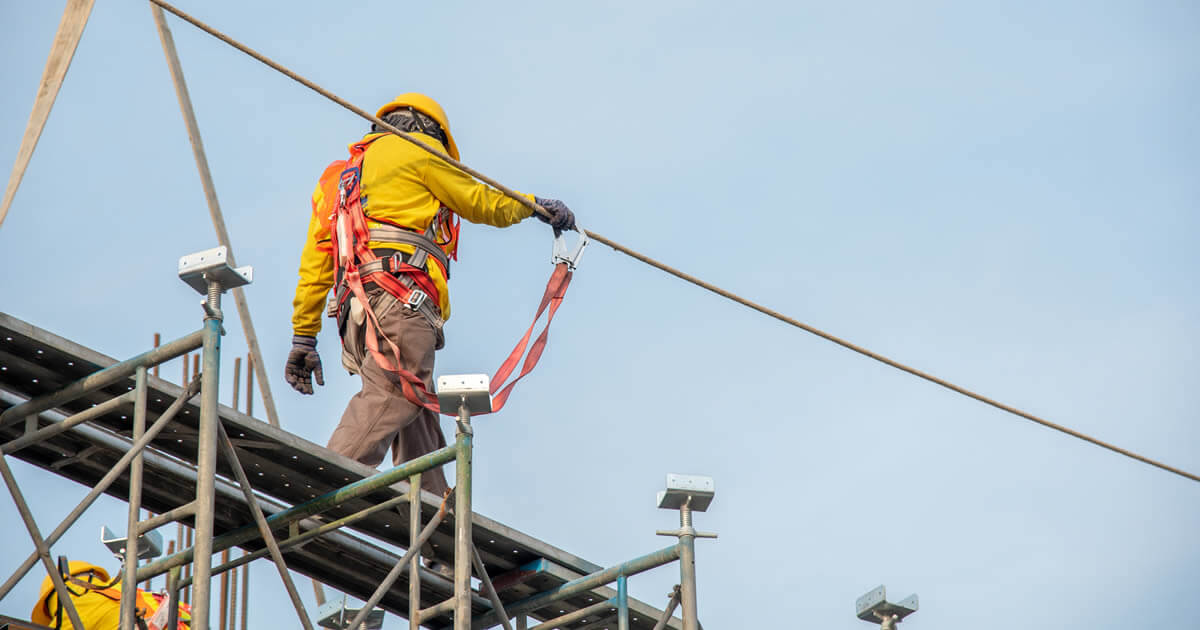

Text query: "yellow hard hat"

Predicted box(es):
[31, 561, 112, 625]
[376, 93, 460, 160]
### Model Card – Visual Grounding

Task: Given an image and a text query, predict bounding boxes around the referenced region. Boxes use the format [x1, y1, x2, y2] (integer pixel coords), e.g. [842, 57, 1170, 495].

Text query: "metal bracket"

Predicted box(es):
[178, 246, 252, 296]
[656, 474, 715, 512]
[856, 585, 918, 626]
[551, 227, 589, 270]
[316, 598, 384, 630]
[436, 374, 492, 416]
[101, 525, 163, 561]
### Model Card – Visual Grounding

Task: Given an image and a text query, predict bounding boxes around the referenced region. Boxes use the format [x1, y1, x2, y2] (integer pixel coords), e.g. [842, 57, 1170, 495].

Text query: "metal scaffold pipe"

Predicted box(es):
[0, 376, 202, 601]
[136, 443, 458, 581]
[471, 545, 682, 629]
[344, 491, 454, 630]
[190, 278, 226, 630]
[0, 330, 203, 429]
[119, 367, 149, 629]
[454, 403, 474, 630]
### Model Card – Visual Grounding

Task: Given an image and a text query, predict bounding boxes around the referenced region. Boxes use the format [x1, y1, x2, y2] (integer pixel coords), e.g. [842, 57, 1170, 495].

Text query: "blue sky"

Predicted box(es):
[1, 1, 1198, 628]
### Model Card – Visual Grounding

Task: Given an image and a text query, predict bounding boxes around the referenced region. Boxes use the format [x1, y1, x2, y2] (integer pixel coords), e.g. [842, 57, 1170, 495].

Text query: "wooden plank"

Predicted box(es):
[149, 5, 281, 429]
[0, 0, 96, 227]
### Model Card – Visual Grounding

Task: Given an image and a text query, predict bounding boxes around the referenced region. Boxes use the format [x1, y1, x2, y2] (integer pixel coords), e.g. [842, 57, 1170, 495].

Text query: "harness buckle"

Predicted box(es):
[551, 225, 589, 270]
[405, 290, 428, 310]
[338, 166, 360, 194]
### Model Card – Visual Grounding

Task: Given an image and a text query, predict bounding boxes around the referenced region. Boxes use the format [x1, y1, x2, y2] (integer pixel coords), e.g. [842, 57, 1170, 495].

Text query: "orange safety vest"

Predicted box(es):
[316, 136, 460, 412]
[312, 136, 460, 298]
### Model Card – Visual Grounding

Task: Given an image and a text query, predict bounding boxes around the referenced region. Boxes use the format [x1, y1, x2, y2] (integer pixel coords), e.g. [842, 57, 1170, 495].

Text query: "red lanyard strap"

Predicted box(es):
[488, 262, 572, 412]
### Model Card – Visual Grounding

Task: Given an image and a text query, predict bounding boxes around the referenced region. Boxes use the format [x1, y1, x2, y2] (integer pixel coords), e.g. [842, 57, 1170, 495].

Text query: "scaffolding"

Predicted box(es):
[0, 1, 716, 627]
[0, 268, 706, 629]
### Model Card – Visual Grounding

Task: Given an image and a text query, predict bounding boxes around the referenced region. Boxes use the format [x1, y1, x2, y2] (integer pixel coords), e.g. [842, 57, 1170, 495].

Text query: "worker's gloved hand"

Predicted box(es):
[534, 197, 576, 233]
[285, 335, 324, 395]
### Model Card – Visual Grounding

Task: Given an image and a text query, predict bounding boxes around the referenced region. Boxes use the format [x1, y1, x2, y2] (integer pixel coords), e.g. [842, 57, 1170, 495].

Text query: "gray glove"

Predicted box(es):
[285, 335, 324, 395]
[534, 197, 576, 233]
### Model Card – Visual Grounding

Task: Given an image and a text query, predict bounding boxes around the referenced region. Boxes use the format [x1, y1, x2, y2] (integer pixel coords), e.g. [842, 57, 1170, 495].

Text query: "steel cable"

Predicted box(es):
[147, 0, 1199, 485]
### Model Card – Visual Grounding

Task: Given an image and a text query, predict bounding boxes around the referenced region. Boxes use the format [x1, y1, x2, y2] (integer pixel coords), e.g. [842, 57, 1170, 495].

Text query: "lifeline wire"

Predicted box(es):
[148, 0, 1200, 486]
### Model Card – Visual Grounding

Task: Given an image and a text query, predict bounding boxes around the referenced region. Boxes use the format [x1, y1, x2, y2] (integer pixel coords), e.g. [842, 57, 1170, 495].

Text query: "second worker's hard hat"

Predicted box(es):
[376, 93, 460, 160]
[31, 561, 112, 625]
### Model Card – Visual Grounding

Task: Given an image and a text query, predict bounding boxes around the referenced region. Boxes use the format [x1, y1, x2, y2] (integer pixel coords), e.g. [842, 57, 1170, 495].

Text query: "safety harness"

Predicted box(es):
[324, 136, 583, 415]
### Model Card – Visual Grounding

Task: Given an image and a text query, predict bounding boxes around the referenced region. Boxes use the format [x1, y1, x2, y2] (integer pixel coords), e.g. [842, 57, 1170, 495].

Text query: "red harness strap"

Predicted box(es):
[330, 140, 570, 416]
[489, 262, 572, 411]
[350, 262, 572, 415]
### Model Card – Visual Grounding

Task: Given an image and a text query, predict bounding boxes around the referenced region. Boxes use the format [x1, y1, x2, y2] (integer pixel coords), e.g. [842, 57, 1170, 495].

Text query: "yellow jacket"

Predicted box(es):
[31, 562, 172, 630]
[292, 132, 534, 336]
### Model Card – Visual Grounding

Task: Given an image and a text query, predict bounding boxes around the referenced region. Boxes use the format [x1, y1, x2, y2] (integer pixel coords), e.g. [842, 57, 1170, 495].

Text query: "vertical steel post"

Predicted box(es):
[182, 342, 193, 607]
[183, 527, 193, 604]
[516, 616, 527, 630]
[677, 503, 698, 630]
[142, 516, 153, 593]
[238, 362, 249, 630]
[120, 367, 148, 629]
[232, 357, 241, 410]
[409, 472, 422, 630]
[229, 555, 238, 630]
[617, 574, 630, 630]
[219, 548, 230, 630]
[191, 279, 224, 630]
[166, 566, 181, 630]
[453, 403, 473, 630]
[311, 579, 326, 606]
[239, 558, 249, 630]
[148, 328, 161, 595]
[246, 353, 254, 417]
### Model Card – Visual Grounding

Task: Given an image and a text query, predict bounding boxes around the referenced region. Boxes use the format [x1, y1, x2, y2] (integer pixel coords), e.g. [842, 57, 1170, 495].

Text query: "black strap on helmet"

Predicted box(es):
[53, 556, 68, 630]
[372, 108, 448, 147]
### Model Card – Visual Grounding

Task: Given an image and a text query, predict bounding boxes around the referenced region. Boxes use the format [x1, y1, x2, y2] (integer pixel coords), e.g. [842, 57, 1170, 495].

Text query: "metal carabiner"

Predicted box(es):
[551, 226, 589, 270]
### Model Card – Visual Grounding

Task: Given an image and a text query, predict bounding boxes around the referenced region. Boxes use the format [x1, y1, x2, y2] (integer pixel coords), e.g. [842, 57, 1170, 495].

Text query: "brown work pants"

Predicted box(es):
[326, 288, 450, 495]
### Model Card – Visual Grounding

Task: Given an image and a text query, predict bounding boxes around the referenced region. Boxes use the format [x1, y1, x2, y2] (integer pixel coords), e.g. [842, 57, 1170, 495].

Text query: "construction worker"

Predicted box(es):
[286, 93, 574, 495]
[31, 559, 192, 629]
